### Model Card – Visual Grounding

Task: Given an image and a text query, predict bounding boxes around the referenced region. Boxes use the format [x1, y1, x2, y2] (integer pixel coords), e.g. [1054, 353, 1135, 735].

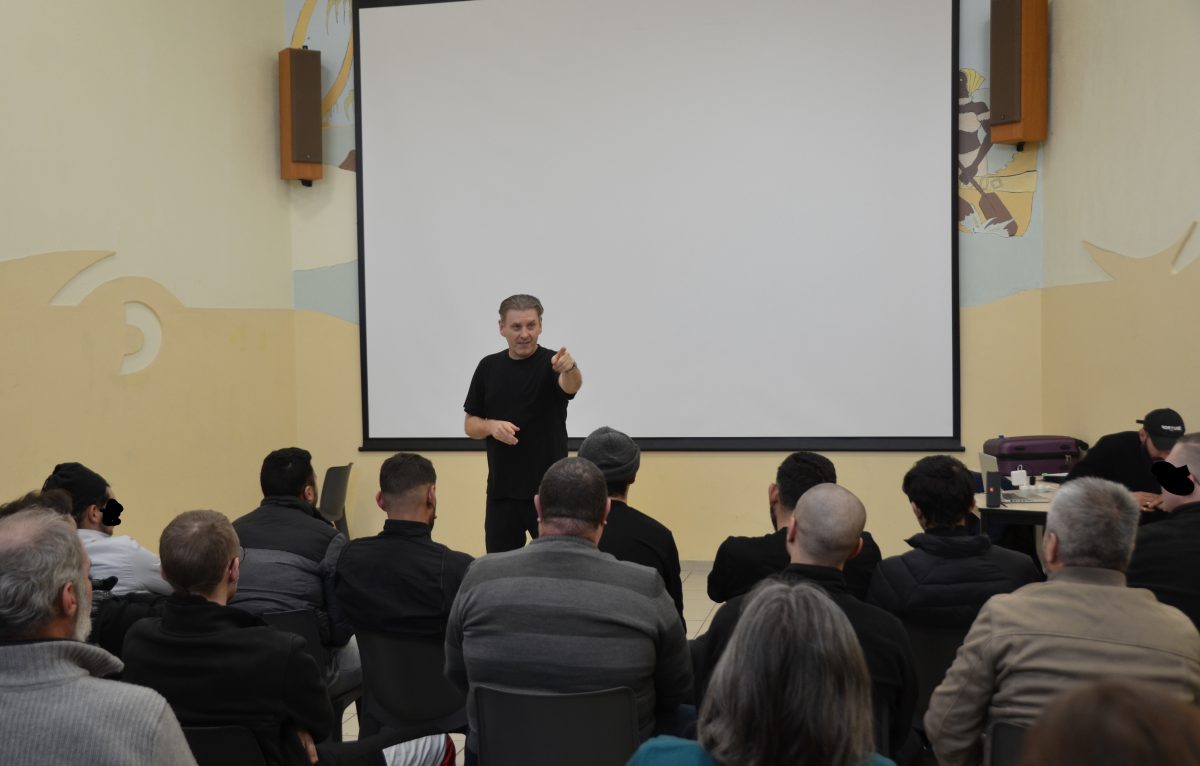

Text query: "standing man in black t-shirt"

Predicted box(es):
[464, 294, 583, 552]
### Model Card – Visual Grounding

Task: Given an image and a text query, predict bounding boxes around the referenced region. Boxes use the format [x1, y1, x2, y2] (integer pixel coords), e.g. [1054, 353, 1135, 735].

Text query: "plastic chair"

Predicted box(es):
[183, 726, 268, 766]
[355, 631, 467, 741]
[904, 623, 969, 722]
[989, 721, 1029, 766]
[319, 463, 353, 537]
[262, 609, 361, 742]
[474, 685, 639, 766]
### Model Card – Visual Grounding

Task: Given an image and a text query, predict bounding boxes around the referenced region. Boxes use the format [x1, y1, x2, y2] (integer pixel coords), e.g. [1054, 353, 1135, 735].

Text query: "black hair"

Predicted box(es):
[538, 457, 607, 527]
[776, 452, 837, 509]
[42, 462, 107, 524]
[260, 447, 315, 498]
[380, 453, 437, 498]
[902, 455, 974, 527]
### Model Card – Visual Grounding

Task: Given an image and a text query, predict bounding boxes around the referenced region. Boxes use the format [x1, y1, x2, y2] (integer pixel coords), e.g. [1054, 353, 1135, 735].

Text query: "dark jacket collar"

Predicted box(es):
[259, 495, 326, 522]
[160, 593, 267, 633]
[381, 519, 434, 538]
[906, 527, 992, 557]
[780, 563, 847, 594]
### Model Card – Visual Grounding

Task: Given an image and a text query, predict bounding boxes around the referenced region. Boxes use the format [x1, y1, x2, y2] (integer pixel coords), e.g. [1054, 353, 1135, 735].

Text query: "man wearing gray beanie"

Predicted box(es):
[577, 426, 684, 622]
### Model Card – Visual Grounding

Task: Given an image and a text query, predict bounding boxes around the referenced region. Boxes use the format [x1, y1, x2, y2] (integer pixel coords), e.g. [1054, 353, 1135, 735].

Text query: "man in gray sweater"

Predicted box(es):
[445, 457, 692, 758]
[0, 508, 196, 765]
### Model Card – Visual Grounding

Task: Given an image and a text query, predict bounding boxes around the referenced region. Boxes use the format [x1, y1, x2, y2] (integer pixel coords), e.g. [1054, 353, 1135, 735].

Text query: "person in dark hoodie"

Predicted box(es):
[867, 455, 1041, 630]
[231, 448, 360, 699]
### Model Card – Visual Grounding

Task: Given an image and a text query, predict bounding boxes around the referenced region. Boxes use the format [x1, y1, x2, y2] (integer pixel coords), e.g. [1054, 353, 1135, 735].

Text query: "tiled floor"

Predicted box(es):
[341, 561, 718, 764]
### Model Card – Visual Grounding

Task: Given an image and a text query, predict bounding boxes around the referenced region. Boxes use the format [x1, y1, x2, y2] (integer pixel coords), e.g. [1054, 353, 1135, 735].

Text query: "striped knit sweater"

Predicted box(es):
[445, 535, 693, 751]
[0, 639, 196, 765]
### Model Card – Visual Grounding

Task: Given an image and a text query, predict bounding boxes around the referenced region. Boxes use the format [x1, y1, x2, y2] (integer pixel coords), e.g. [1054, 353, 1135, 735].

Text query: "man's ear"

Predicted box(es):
[59, 580, 79, 621]
[87, 504, 103, 527]
[229, 556, 241, 584]
[534, 495, 543, 523]
[785, 514, 799, 544]
[847, 537, 865, 561]
[768, 483, 780, 508]
[376, 491, 386, 511]
[910, 501, 927, 527]
[601, 497, 611, 526]
[1043, 531, 1059, 565]
[427, 485, 438, 508]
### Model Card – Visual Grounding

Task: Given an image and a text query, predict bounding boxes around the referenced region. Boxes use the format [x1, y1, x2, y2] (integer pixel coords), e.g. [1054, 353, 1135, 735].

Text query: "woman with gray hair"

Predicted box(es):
[627, 580, 895, 766]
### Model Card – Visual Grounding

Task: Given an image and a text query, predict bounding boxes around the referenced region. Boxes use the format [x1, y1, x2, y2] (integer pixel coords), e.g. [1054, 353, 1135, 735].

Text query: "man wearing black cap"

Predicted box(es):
[1065, 408, 1186, 517]
[43, 462, 171, 596]
[577, 426, 685, 622]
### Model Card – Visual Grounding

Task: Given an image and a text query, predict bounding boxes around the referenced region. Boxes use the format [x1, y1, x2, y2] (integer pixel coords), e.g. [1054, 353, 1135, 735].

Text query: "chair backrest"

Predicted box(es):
[319, 463, 353, 535]
[183, 726, 268, 766]
[904, 622, 970, 723]
[475, 685, 640, 766]
[262, 609, 328, 669]
[357, 631, 466, 728]
[989, 721, 1029, 766]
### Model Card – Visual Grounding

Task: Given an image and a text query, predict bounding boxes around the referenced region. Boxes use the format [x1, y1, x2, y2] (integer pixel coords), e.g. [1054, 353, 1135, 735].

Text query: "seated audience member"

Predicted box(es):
[44, 461, 172, 595]
[1127, 433, 1200, 628]
[232, 447, 361, 698]
[577, 426, 685, 621]
[336, 452, 473, 639]
[925, 478, 1200, 766]
[123, 510, 331, 766]
[707, 452, 881, 602]
[630, 581, 895, 766]
[0, 487, 74, 520]
[445, 457, 691, 760]
[1066, 407, 1184, 518]
[867, 455, 1040, 629]
[694, 484, 915, 758]
[1017, 680, 1200, 766]
[0, 509, 195, 766]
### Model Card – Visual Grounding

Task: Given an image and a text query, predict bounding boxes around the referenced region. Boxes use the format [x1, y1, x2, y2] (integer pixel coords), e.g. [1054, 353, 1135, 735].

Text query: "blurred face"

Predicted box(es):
[1158, 444, 1197, 513]
[1141, 430, 1173, 461]
[499, 309, 542, 360]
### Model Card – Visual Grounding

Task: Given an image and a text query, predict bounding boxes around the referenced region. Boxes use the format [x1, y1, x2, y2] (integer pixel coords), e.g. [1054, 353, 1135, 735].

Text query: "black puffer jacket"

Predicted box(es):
[867, 527, 1042, 629]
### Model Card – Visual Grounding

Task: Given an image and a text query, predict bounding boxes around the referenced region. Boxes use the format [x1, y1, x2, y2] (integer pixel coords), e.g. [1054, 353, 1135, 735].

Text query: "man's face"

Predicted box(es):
[97, 486, 117, 535]
[1141, 429, 1173, 461]
[499, 309, 542, 360]
[1158, 444, 1197, 513]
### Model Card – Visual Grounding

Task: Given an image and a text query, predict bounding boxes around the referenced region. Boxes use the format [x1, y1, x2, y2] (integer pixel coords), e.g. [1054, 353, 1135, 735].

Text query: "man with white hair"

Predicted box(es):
[0, 509, 196, 765]
[926, 477, 1200, 766]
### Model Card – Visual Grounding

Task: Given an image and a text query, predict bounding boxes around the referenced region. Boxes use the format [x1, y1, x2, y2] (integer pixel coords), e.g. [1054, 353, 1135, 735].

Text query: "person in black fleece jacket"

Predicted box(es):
[867, 455, 1041, 630]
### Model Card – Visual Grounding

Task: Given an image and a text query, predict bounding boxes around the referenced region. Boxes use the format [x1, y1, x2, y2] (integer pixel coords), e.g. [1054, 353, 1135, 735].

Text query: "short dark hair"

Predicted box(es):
[538, 457, 607, 528]
[902, 455, 974, 527]
[42, 462, 108, 524]
[776, 452, 837, 509]
[380, 453, 436, 499]
[498, 294, 543, 319]
[260, 447, 315, 498]
[1018, 680, 1200, 766]
[0, 489, 74, 520]
[159, 510, 239, 595]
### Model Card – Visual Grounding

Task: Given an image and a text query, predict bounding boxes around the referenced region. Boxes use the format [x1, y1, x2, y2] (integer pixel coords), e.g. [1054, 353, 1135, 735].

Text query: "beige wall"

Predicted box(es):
[1041, 0, 1200, 445]
[2, 1, 297, 550]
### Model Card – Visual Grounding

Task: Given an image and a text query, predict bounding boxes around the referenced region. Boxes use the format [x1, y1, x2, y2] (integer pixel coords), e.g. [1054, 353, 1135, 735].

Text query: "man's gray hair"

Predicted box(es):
[0, 508, 87, 640]
[498, 294, 543, 319]
[1170, 433, 1200, 481]
[1046, 477, 1140, 572]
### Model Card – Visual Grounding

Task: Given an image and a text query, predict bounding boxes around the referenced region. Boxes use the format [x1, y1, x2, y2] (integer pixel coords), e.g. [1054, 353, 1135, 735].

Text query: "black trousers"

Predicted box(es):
[484, 497, 539, 553]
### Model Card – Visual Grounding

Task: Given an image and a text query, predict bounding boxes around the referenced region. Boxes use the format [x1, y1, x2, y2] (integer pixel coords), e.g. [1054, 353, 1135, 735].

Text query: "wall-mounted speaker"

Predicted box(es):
[279, 47, 324, 184]
[989, 0, 1048, 145]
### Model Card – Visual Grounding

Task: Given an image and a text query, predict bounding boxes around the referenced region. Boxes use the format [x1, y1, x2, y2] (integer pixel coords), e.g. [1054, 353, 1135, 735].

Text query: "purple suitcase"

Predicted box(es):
[983, 435, 1084, 476]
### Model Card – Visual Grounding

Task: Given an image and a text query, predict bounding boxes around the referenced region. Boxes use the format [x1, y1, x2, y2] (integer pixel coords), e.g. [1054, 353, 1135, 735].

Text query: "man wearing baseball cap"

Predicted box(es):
[1065, 408, 1186, 518]
[577, 426, 685, 622]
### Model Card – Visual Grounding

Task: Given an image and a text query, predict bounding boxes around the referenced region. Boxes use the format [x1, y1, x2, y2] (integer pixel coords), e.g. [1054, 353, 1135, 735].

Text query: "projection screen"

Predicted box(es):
[354, 0, 959, 450]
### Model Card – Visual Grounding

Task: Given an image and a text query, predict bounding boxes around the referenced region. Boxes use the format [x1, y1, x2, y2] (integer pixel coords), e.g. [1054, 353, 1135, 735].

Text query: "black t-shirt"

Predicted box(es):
[464, 345, 574, 499]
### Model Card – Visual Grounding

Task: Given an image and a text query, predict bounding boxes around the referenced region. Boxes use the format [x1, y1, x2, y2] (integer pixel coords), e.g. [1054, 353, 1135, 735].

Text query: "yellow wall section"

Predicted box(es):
[0, 252, 298, 551]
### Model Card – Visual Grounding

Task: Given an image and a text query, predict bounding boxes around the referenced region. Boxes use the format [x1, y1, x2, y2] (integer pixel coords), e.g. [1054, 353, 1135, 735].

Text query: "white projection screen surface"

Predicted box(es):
[355, 0, 959, 450]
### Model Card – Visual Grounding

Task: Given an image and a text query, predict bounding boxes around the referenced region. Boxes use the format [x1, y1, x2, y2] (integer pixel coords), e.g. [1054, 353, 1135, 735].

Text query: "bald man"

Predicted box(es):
[692, 484, 917, 758]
